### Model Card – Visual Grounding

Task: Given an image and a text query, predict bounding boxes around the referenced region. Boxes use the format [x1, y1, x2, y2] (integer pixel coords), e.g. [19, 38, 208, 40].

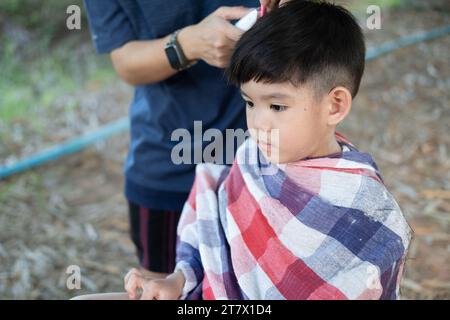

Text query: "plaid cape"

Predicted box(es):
[175, 134, 412, 300]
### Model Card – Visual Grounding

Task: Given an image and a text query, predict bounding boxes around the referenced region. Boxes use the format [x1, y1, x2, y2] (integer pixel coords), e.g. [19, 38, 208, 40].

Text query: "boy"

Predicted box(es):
[124, 0, 412, 300]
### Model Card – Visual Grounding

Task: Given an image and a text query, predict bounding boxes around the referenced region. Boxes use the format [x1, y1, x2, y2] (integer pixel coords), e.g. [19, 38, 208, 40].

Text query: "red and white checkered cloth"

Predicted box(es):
[175, 134, 412, 300]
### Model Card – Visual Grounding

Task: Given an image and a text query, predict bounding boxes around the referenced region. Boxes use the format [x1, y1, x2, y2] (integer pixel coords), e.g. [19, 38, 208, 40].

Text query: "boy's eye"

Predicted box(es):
[245, 100, 254, 108]
[270, 104, 287, 112]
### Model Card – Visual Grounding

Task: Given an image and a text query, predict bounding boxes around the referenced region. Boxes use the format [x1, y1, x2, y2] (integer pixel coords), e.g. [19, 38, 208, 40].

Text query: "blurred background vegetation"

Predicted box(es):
[1, 0, 447, 131]
[0, 0, 449, 299]
[0, 0, 114, 133]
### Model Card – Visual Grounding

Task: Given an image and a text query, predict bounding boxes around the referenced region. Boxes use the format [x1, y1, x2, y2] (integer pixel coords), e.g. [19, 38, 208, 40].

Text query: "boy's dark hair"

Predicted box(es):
[226, 0, 366, 98]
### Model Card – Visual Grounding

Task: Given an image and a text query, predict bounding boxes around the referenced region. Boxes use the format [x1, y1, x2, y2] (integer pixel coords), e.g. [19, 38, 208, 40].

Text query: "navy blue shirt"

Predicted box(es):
[84, 0, 258, 211]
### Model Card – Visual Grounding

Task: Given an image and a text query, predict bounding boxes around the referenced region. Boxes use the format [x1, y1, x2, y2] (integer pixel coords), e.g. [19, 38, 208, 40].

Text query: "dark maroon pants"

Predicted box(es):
[128, 201, 181, 273]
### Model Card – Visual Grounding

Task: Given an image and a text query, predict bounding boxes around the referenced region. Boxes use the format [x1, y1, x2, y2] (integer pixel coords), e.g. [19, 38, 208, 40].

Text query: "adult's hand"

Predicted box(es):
[178, 6, 252, 68]
[259, 0, 290, 12]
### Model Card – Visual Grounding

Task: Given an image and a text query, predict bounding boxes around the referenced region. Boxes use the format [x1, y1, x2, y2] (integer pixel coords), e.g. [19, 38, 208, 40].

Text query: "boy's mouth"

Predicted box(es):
[257, 140, 272, 151]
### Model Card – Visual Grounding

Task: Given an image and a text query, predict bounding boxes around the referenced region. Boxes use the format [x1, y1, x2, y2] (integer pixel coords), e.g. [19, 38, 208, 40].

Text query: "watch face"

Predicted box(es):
[165, 45, 181, 70]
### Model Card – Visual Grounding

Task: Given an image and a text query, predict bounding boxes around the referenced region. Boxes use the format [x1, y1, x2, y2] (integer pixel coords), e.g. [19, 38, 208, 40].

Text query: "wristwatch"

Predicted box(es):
[164, 29, 197, 71]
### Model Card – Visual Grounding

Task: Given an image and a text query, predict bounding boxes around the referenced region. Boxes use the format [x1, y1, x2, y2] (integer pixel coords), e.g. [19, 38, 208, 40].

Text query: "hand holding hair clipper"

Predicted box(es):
[234, 0, 290, 31]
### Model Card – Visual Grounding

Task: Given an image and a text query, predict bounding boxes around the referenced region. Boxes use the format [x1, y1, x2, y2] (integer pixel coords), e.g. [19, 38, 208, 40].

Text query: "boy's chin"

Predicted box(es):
[258, 146, 286, 164]
[260, 147, 308, 165]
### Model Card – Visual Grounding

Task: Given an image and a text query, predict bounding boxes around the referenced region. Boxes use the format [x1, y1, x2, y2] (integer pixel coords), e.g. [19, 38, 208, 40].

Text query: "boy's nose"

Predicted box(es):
[251, 111, 272, 132]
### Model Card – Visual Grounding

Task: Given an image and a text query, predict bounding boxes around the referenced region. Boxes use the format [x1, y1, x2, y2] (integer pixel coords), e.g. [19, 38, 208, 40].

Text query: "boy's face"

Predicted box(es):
[240, 79, 338, 164]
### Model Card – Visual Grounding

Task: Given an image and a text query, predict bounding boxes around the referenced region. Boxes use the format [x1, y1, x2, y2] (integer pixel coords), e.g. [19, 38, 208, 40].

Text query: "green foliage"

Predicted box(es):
[0, 0, 87, 42]
[0, 0, 115, 127]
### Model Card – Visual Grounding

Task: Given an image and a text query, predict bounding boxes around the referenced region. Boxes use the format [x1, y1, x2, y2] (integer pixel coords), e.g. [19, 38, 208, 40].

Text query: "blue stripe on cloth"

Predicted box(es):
[176, 241, 204, 282]
[303, 236, 357, 281]
[328, 207, 383, 255]
[279, 178, 315, 214]
[198, 219, 224, 248]
[263, 169, 286, 199]
[297, 197, 405, 273]
[216, 186, 244, 299]
[264, 171, 315, 214]
[340, 151, 383, 180]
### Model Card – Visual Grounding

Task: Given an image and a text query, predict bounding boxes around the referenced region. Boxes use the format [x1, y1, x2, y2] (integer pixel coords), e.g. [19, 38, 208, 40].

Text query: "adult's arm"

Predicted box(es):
[110, 6, 251, 85]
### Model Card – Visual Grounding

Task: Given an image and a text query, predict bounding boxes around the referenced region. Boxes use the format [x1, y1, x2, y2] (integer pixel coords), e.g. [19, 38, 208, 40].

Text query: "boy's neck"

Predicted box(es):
[309, 132, 342, 159]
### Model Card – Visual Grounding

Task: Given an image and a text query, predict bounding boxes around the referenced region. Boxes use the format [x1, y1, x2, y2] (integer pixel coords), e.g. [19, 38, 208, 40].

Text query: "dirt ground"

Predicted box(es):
[0, 6, 449, 299]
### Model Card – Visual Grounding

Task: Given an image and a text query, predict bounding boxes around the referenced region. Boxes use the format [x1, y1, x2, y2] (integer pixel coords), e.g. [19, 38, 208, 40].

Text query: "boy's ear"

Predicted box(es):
[326, 86, 352, 126]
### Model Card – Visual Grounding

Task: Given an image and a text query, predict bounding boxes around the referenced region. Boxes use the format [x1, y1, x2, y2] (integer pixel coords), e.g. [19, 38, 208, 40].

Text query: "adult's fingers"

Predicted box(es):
[260, 0, 287, 11]
[259, 0, 270, 7]
[221, 23, 244, 42]
[213, 6, 252, 21]
[259, 0, 276, 10]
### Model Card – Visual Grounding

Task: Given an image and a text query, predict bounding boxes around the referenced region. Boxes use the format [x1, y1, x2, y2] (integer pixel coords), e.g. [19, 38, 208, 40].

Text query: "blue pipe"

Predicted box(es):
[365, 24, 450, 61]
[1, 24, 449, 180]
[0, 118, 129, 179]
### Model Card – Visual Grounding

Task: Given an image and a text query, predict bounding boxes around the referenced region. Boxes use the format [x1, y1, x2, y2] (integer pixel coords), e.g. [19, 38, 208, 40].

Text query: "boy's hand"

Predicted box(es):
[178, 6, 251, 68]
[124, 268, 185, 300]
